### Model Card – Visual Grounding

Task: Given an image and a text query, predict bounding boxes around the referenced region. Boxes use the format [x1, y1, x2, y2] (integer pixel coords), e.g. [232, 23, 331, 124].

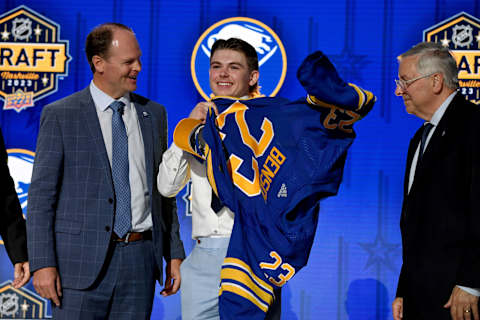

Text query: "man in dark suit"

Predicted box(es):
[392, 42, 480, 320]
[27, 23, 185, 319]
[0, 129, 30, 288]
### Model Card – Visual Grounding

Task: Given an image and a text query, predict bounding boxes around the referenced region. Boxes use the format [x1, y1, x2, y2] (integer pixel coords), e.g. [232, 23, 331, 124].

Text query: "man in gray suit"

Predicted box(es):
[27, 23, 184, 319]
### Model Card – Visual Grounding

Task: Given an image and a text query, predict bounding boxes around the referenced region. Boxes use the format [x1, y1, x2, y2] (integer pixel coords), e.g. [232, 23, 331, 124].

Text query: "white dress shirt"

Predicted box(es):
[157, 143, 234, 239]
[90, 81, 152, 232]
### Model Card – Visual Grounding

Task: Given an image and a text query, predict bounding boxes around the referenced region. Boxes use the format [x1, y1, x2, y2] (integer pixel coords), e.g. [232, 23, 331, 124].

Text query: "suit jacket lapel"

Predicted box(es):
[409, 95, 459, 193]
[132, 98, 154, 197]
[80, 87, 114, 189]
[418, 96, 458, 169]
[404, 126, 423, 196]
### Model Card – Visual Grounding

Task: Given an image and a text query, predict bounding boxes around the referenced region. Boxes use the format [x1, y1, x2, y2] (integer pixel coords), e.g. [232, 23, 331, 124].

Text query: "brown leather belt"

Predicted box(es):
[112, 230, 152, 243]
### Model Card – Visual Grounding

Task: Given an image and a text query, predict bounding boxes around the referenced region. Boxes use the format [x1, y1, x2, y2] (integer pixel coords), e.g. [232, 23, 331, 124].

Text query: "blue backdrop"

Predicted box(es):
[0, 0, 479, 319]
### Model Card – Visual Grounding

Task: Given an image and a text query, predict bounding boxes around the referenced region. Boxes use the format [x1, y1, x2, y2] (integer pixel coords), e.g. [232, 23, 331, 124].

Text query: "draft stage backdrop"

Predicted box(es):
[0, 0, 479, 319]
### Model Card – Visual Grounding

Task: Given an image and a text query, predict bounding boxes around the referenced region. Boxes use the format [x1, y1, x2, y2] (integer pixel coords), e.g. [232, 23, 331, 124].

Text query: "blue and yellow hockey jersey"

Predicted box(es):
[174, 51, 375, 319]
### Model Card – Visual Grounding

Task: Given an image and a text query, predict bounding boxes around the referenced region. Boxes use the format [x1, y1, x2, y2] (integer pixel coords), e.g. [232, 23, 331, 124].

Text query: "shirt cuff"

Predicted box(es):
[457, 285, 480, 297]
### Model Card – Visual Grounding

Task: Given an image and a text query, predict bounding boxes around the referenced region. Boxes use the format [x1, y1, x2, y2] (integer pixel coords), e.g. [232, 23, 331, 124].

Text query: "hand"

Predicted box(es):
[392, 297, 403, 320]
[189, 102, 218, 123]
[444, 286, 479, 320]
[32, 267, 62, 307]
[160, 258, 182, 297]
[12, 261, 30, 288]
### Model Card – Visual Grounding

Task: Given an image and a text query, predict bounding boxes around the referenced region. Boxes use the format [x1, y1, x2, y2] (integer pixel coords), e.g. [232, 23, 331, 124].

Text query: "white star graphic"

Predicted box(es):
[34, 25, 42, 36]
[440, 38, 451, 47]
[21, 300, 29, 312]
[41, 75, 49, 85]
[1, 30, 10, 40]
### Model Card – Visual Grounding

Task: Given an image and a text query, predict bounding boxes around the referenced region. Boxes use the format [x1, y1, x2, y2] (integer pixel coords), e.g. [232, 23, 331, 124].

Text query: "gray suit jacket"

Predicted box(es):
[27, 87, 184, 289]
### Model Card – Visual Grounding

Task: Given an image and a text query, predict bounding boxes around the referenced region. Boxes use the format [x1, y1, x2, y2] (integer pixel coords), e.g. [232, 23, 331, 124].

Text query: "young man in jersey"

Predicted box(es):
[157, 38, 280, 320]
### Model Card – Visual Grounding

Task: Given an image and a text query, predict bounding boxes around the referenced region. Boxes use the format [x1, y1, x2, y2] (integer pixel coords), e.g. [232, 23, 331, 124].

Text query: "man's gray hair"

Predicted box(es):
[399, 42, 459, 90]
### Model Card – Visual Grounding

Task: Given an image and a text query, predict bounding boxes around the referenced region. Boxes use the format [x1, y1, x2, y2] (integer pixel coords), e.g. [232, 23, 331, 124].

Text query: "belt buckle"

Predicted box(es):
[123, 232, 132, 244]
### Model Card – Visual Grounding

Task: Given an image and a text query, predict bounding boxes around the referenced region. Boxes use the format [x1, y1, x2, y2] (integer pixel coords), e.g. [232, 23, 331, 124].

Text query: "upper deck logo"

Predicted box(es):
[0, 5, 70, 112]
[191, 17, 287, 100]
[423, 12, 480, 103]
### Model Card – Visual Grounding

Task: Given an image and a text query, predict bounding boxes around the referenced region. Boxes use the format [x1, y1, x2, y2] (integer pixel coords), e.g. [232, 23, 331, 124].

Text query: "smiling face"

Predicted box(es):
[209, 49, 259, 98]
[93, 28, 142, 99]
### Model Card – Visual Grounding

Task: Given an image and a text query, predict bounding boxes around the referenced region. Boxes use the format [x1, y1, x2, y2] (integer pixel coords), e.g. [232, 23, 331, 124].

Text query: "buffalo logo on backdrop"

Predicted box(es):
[424, 12, 480, 104]
[0, 5, 70, 112]
[0, 281, 50, 319]
[191, 17, 287, 100]
[6, 149, 34, 215]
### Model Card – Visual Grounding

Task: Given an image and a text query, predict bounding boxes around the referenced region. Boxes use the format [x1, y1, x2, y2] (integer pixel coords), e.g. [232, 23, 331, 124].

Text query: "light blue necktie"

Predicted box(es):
[110, 100, 132, 238]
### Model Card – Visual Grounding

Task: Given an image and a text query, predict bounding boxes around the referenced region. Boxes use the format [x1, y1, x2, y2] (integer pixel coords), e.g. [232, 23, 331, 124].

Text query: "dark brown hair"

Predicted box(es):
[85, 23, 133, 73]
[210, 38, 259, 94]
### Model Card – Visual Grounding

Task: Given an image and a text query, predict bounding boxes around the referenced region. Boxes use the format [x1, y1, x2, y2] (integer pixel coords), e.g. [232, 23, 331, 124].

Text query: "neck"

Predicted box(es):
[418, 89, 455, 121]
[92, 76, 124, 99]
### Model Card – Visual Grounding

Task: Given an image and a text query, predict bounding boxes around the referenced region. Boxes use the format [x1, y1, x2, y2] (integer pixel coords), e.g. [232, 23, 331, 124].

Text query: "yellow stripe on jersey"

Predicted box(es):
[347, 83, 375, 111]
[221, 268, 274, 305]
[205, 145, 219, 198]
[219, 283, 269, 313]
[173, 118, 204, 158]
[306, 94, 333, 109]
[347, 83, 365, 110]
[223, 257, 274, 294]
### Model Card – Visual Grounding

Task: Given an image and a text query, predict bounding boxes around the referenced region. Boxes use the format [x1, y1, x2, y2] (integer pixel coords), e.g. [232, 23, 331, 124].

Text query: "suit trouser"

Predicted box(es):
[52, 239, 156, 320]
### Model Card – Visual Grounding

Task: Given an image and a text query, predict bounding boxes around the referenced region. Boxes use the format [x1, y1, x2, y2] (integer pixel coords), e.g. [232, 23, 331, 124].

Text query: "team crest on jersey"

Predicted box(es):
[182, 180, 193, 216]
[0, 281, 50, 319]
[191, 17, 287, 100]
[0, 5, 70, 112]
[423, 12, 480, 103]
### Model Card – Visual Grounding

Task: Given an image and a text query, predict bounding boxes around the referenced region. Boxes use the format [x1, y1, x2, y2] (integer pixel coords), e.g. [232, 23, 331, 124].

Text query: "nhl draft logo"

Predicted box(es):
[423, 12, 480, 103]
[0, 5, 70, 112]
[0, 281, 50, 318]
[191, 17, 287, 100]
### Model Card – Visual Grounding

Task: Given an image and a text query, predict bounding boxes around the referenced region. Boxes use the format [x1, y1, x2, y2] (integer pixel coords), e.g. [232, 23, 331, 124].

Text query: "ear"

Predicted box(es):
[92, 55, 105, 74]
[432, 73, 444, 94]
[249, 70, 259, 86]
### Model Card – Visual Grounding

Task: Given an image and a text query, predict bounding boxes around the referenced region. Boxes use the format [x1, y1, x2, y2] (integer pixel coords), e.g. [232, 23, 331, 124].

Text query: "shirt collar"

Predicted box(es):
[428, 91, 457, 126]
[89, 81, 131, 112]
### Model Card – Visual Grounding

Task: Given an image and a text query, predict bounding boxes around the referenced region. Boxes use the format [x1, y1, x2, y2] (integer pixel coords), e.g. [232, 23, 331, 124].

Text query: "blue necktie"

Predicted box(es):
[110, 100, 132, 238]
[419, 122, 434, 162]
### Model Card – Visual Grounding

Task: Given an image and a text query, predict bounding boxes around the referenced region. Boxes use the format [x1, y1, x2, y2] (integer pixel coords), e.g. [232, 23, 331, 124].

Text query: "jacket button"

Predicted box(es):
[105, 226, 110, 232]
[108, 198, 113, 204]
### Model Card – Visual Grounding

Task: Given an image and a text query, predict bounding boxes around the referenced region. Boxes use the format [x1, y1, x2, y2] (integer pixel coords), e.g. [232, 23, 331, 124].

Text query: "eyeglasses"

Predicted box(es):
[394, 72, 436, 90]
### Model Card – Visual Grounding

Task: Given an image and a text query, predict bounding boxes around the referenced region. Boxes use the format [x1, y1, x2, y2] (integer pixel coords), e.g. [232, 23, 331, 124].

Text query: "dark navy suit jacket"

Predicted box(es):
[396, 93, 480, 319]
[0, 129, 27, 265]
[27, 87, 184, 289]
